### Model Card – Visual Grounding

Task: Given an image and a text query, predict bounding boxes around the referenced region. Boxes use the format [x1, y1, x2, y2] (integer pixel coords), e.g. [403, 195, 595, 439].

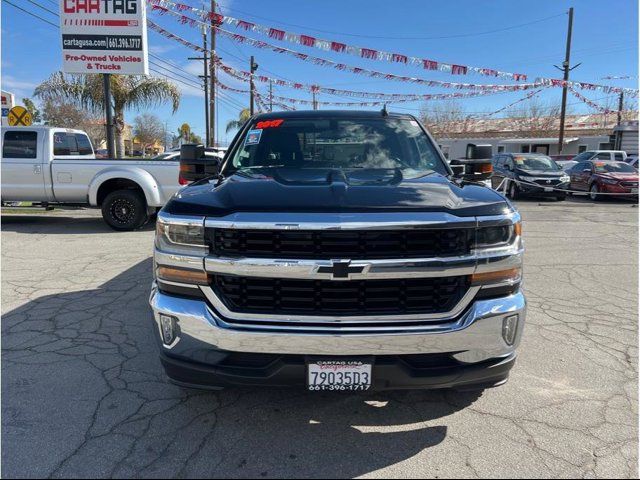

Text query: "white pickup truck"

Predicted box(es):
[1, 126, 206, 230]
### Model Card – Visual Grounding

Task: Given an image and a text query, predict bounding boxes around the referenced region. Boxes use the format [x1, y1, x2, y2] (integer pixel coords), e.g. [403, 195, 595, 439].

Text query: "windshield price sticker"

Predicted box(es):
[245, 129, 263, 145]
[307, 360, 372, 391]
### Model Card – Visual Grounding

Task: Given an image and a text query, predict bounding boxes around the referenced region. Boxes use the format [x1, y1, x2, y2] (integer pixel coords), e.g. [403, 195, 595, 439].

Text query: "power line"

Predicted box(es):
[24, 0, 59, 17]
[2, 0, 59, 27]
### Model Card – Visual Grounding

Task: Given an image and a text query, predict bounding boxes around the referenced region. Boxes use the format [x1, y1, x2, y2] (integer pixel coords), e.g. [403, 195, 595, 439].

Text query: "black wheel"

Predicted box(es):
[101, 189, 148, 231]
[589, 183, 601, 201]
[556, 195, 566, 201]
[508, 181, 520, 200]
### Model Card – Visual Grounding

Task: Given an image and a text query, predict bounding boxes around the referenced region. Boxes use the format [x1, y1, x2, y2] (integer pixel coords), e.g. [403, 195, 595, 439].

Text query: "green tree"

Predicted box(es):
[34, 72, 180, 157]
[22, 98, 41, 124]
[133, 113, 163, 156]
[225, 108, 251, 133]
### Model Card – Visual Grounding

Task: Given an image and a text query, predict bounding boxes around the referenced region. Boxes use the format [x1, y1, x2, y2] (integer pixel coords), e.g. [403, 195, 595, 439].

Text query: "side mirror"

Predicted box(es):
[179, 143, 220, 183]
[450, 158, 493, 182]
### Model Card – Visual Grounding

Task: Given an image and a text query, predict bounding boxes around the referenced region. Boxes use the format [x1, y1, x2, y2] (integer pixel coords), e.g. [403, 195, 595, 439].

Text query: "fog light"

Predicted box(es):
[159, 314, 178, 345]
[502, 314, 519, 346]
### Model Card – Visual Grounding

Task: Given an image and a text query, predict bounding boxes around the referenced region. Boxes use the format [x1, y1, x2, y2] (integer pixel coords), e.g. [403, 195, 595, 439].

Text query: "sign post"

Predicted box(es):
[59, 0, 149, 157]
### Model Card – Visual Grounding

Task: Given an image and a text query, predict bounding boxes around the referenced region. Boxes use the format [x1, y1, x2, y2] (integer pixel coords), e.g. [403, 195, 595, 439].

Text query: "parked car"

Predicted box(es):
[571, 150, 628, 162]
[626, 155, 638, 168]
[490, 153, 569, 201]
[1, 126, 186, 230]
[567, 160, 639, 201]
[150, 109, 526, 392]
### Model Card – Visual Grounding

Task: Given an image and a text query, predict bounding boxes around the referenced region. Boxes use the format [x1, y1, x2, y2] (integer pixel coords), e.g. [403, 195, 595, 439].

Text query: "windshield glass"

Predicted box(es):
[514, 155, 560, 171]
[593, 161, 637, 173]
[226, 117, 447, 178]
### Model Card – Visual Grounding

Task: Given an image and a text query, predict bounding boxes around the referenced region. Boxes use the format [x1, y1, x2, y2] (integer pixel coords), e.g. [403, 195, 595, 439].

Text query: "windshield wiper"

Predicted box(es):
[239, 165, 286, 169]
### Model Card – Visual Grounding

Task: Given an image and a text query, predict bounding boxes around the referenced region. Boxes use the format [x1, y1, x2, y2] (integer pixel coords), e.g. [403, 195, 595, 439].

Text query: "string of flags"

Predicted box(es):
[567, 86, 613, 114]
[148, 18, 544, 92]
[601, 75, 638, 80]
[147, 0, 528, 80]
[148, 9, 638, 97]
[216, 60, 527, 102]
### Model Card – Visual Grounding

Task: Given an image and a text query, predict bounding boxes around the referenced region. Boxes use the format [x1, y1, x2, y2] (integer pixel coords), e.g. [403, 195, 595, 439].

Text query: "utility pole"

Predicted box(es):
[617, 91, 624, 125]
[312, 90, 317, 110]
[209, 0, 216, 147]
[269, 80, 273, 112]
[187, 27, 210, 146]
[249, 56, 258, 115]
[555, 7, 580, 153]
[103, 74, 115, 158]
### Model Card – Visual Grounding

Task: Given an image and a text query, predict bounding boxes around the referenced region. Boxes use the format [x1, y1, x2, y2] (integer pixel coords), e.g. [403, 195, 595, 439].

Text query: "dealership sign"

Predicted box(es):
[59, 0, 149, 75]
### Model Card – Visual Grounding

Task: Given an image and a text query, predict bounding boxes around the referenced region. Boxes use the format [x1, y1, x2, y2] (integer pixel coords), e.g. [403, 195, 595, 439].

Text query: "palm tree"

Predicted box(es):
[225, 108, 251, 133]
[35, 72, 180, 157]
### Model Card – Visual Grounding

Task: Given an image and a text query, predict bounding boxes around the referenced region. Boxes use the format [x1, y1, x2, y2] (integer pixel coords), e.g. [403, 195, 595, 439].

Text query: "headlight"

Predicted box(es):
[601, 178, 618, 185]
[155, 212, 206, 254]
[559, 175, 570, 183]
[475, 222, 520, 247]
[517, 175, 535, 183]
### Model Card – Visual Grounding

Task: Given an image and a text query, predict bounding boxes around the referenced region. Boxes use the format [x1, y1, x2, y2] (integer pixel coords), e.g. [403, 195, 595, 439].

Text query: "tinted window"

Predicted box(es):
[595, 152, 611, 160]
[614, 153, 624, 161]
[228, 117, 447, 178]
[3, 131, 38, 159]
[75, 134, 93, 155]
[53, 132, 80, 156]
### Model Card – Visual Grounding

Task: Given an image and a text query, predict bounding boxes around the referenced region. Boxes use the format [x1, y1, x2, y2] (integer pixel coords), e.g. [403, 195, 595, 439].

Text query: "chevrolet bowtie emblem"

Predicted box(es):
[317, 260, 366, 279]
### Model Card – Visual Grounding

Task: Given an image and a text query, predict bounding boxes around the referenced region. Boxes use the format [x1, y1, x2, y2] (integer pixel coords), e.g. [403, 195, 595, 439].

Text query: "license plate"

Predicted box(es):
[632, 188, 638, 194]
[307, 360, 372, 391]
[544, 187, 554, 192]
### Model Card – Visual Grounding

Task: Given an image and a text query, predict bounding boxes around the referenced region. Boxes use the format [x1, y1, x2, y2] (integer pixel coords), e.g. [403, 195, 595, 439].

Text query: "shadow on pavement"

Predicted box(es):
[2, 258, 482, 478]
[1, 214, 156, 234]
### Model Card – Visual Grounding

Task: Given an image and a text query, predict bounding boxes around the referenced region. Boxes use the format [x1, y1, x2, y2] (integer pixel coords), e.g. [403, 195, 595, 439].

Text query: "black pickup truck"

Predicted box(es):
[150, 110, 525, 391]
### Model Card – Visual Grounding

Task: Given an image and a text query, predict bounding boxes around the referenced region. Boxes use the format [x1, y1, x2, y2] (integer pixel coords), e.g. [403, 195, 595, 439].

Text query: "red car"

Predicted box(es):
[567, 160, 638, 201]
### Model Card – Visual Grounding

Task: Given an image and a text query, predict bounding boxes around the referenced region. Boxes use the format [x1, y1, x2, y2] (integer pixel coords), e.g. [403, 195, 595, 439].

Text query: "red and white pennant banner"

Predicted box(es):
[483, 89, 543, 117]
[567, 86, 613, 114]
[148, 19, 543, 92]
[148, 0, 527, 80]
[217, 60, 529, 103]
[147, 18, 638, 98]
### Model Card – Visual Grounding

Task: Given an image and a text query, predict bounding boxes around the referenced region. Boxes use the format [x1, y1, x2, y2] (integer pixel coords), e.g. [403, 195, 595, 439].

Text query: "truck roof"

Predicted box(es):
[1, 125, 87, 134]
[251, 109, 414, 121]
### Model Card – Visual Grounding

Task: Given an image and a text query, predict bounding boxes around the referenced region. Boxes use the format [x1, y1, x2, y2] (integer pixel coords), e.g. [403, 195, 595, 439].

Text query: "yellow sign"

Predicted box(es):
[7, 106, 32, 126]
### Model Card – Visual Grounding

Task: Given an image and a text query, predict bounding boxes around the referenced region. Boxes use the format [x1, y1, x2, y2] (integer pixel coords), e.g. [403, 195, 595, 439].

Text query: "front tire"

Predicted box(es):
[589, 183, 601, 202]
[508, 181, 520, 200]
[101, 189, 148, 231]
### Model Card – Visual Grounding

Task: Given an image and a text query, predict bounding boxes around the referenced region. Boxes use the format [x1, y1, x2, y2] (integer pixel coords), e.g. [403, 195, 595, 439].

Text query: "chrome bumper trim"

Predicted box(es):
[201, 243, 523, 280]
[149, 287, 526, 357]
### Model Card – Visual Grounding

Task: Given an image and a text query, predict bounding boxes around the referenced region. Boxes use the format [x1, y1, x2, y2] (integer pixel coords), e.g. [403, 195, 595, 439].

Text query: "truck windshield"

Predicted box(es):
[226, 117, 447, 178]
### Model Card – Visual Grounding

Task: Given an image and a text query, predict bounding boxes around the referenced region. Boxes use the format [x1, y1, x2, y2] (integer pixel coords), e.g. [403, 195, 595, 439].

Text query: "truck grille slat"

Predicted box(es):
[209, 228, 471, 259]
[212, 274, 469, 316]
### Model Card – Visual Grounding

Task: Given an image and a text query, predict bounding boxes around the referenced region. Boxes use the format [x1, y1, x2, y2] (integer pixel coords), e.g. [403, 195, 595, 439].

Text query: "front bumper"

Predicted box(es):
[518, 180, 568, 196]
[149, 287, 526, 390]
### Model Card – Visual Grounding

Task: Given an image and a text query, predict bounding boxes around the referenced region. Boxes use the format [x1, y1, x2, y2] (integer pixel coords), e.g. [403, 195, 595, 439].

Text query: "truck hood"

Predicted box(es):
[164, 169, 511, 217]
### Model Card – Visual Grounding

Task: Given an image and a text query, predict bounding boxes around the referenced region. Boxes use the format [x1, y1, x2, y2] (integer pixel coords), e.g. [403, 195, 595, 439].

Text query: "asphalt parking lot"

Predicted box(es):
[2, 198, 638, 479]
